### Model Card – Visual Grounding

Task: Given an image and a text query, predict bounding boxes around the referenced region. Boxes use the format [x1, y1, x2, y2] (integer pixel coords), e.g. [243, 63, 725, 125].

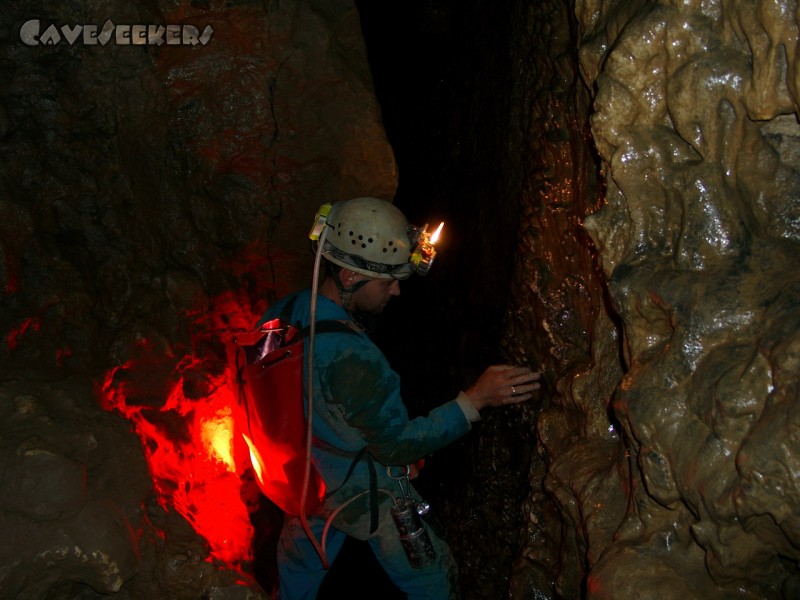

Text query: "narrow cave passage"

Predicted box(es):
[310, 1, 567, 598]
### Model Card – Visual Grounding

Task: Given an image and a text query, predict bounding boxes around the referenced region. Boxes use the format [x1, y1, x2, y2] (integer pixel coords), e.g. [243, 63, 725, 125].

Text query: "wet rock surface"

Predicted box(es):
[569, 0, 800, 597]
[373, 0, 800, 598]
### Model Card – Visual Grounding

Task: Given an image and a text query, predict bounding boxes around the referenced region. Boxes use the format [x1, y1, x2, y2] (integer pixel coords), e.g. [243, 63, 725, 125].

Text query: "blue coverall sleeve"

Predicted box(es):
[322, 340, 471, 466]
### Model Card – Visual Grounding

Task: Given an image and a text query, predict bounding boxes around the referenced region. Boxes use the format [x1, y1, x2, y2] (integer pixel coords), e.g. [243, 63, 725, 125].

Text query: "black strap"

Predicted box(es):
[301, 320, 361, 338]
[324, 447, 366, 497]
[278, 294, 299, 323]
[323, 447, 379, 534]
[366, 452, 378, 533]
[280, 292, 362, 340]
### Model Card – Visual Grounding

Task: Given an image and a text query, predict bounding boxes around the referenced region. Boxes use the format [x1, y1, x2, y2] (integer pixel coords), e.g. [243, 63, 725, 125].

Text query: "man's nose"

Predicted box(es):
[390, 280, 401, 296]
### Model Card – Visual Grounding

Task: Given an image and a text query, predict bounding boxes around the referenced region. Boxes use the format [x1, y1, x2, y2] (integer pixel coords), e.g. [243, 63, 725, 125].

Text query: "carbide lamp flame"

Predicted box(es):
[411, 221, 444, 276]
[430, 222, 444, 244]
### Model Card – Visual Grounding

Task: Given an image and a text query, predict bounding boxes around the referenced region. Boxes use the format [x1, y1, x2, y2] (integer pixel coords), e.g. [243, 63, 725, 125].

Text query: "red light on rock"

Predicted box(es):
[99, 289, 263, 568]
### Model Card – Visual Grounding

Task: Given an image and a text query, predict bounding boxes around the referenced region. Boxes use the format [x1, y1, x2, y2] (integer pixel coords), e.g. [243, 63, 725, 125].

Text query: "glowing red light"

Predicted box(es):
[99, 288, 264, 568]
[6, 317, 41, 350]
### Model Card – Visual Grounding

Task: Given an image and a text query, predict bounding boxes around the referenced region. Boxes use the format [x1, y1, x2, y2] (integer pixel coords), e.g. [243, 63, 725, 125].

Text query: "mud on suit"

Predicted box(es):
[260, 289, 476, 600]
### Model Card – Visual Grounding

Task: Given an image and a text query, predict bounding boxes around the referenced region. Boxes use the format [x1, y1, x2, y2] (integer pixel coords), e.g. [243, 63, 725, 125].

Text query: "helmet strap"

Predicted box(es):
[331, 266, 370, 312]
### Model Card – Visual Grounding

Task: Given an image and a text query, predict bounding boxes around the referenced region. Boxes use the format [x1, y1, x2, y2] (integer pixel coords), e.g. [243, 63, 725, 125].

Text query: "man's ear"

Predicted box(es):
[340, 268, 365, 287]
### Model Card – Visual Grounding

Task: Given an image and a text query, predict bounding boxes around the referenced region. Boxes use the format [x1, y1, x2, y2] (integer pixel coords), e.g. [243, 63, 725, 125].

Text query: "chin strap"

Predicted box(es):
[331, 268, 369, 312]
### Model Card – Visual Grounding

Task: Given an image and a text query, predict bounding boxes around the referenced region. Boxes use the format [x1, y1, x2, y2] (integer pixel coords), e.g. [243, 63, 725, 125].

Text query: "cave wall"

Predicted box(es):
[481, 0, 800, 598]
[1, 0, 395, 372]
[428, 1, 615, 597]
[0, 1, 395, 597]
[577, 0, 800, 596]
[403, 0, 800, 598]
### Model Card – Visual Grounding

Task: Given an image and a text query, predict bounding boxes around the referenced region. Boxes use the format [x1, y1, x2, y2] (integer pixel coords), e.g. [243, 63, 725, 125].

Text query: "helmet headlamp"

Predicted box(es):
[408, 222, 444, 276]
[309, 199, 444, 277]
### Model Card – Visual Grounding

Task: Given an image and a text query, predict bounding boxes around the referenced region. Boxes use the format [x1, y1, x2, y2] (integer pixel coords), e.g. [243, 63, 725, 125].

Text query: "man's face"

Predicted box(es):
[351, 276, 401, 314]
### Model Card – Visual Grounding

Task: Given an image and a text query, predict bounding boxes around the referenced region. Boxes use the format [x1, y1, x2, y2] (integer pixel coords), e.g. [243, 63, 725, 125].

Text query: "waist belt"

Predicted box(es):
[314, 439, 379, 534]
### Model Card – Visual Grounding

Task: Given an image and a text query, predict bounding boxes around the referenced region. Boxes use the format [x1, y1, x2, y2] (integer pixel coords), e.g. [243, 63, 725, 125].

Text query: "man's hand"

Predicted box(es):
[464, 365, 541, 411]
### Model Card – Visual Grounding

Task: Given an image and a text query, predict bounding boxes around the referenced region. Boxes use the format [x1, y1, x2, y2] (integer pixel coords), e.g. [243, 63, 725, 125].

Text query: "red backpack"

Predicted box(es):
[232, 298, 358, 516]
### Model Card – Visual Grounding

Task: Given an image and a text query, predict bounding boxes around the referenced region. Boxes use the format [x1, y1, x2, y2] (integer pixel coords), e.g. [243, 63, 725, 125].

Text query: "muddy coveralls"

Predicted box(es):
[261, 288, 474, 600]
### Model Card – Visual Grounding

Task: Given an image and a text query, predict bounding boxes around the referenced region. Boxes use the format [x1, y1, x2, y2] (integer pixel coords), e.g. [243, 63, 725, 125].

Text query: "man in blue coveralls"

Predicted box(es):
[262, 197, 540, 599]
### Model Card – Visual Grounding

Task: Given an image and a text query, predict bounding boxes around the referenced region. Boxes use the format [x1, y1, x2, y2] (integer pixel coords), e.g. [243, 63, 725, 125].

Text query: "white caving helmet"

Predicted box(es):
[321, 197, 415, 280]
